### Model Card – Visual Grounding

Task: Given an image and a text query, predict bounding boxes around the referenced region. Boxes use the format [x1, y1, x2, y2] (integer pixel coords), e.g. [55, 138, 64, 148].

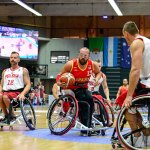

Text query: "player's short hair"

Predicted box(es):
[11, 51, 20, 58]
[123, 21, 139, 35]
[79, 47, 90, 54]
[95, 59, 101, 63]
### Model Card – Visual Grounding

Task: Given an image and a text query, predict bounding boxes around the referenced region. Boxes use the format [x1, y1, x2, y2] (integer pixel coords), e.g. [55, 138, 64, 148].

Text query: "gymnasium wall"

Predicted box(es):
[0, 15, 150, 38]
[0, 38, 84, 94]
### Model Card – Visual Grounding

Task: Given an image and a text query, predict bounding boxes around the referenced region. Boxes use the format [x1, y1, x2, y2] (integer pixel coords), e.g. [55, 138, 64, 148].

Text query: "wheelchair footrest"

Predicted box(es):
[71, 126, 110, 131]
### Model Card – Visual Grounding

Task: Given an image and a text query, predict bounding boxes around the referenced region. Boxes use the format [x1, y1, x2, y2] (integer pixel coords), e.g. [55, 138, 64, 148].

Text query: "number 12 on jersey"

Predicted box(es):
[7, 80, 14, 85]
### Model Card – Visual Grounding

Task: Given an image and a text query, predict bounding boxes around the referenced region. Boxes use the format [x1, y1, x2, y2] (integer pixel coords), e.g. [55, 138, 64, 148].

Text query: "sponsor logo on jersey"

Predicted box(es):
[75, 77, 90, 82]
[88, 65, 91, 69]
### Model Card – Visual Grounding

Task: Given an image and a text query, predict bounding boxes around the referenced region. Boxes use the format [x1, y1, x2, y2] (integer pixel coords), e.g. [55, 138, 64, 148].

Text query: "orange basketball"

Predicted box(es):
[60, 73, 75, 88]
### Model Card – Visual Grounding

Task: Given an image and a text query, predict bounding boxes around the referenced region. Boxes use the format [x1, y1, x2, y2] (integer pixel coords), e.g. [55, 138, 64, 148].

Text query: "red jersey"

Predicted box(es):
[70, 59, 94, 89]
[120, 85, 129, 94]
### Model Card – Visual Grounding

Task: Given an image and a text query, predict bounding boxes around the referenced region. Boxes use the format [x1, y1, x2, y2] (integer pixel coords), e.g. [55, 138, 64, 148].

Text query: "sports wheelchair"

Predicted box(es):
[47, 90, 110, 136]
[111, 88, 150, 150]
[0, 95, 36, 131]
[92, 94, 114, 127]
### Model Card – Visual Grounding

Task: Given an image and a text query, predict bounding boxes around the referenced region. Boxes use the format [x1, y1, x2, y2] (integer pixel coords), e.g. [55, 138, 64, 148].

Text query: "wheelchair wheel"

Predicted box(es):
[47, 99, 57, 119]
[116, 95, 150, 150]
[20, 98, 36, 130]
[103, 98, 114, 127]
[48, 94, 78, 135]
[93, 95, 109, 127]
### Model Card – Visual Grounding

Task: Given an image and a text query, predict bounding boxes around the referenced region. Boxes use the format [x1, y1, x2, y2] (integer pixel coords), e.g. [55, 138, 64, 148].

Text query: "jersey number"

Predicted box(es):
[87, 70, 92, 76]
[7, 80, 14, 85]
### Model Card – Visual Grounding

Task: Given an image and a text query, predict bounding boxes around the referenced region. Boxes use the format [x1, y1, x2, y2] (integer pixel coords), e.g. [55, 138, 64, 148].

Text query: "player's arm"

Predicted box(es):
[57, 61, 72, 88]
[0, 70, 5, 92]
[52, 83, 59, 99]
[116, 87, 121, 98]
[102, 74, 111, 103]
[93, 62, 101, 86]
[126, 39, 144, 98]
[19, 68, 31, 101]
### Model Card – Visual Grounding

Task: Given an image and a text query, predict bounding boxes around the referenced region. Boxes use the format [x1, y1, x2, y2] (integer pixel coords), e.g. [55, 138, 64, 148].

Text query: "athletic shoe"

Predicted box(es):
[80, 130, 87, 136]
[0, 116, 8, 123]
[144, 135, 150, 147]
[125, 134, 145, 148]
[10, 116, 16, 122]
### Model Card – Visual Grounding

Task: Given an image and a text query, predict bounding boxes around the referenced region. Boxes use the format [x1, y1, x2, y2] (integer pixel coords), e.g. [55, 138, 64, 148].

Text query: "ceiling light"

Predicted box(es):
[12, 0, 42, 16]
[108, 0, 123, 16]
[103, 16, 108, 19]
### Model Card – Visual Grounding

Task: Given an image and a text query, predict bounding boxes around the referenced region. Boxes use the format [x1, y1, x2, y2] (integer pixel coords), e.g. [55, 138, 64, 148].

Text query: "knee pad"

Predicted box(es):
[128, 107, 137, 114]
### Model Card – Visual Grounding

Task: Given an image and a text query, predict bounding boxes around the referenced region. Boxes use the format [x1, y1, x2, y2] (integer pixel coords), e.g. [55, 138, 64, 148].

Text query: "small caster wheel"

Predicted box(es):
[1, 126, 3, 131]
[9, 126, 13, 131]
[112, 143, 117, 149]
[101, 130, 105, 136]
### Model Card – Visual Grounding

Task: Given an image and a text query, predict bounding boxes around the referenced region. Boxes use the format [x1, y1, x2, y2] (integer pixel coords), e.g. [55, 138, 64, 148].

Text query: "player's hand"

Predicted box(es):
[93, 78, 99, 86]
[121, 96, 132, 109]
[57, 81, 67, 88]
[19, 94, 25, 101]
[107, 98, 111, 104]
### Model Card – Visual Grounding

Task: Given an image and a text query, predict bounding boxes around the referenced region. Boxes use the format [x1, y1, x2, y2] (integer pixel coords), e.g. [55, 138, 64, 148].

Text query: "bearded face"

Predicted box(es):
[79, 57, 89, 65]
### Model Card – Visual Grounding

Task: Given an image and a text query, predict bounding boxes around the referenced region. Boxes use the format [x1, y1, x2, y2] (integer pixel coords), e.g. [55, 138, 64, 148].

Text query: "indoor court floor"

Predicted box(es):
[0, 106, 127, 150]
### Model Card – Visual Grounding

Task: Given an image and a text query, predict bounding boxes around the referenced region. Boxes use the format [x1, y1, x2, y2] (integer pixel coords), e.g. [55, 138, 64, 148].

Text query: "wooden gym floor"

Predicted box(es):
[0, 106, 127, 150]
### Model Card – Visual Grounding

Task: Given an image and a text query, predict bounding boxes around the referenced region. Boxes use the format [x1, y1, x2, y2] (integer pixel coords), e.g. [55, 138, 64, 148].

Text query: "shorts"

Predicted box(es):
[1, 91, 21, 100]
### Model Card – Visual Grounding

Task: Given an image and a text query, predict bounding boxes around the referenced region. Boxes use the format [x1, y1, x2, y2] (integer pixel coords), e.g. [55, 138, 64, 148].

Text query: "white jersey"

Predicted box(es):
[3, 67, 24, 91]
[135, 36, 150, 87]
[88, 72, 104, 92]
[57, 86, 61, 96]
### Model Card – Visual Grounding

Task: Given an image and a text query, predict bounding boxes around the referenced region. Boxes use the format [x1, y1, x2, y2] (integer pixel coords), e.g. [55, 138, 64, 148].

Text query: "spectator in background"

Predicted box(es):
[39, 82, 44, 105]
[116, 78, 129, 98]
[29, 89, 35, 104]
[33, 86, 40, 105]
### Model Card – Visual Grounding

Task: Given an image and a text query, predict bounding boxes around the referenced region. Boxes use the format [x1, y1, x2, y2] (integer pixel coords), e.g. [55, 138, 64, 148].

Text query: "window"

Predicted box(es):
[51, 51, 69, 63]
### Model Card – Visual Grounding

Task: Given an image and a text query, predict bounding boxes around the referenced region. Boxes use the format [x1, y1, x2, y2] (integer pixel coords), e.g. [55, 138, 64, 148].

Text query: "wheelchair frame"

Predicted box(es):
[111, 90, 150, 150]
[0, 96, 36, 131]
[48, 94, 110, 136]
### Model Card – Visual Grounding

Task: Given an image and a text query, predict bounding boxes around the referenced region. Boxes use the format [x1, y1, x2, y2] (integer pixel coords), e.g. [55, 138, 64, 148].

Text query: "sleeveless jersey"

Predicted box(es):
[120, 85, 129, 94]
[88, 72, 104, 92]
[57, 85, 61, 96]
[135, 36, 150, 87]
[3, 67, 24, 91]
[70, 59, 94, 89]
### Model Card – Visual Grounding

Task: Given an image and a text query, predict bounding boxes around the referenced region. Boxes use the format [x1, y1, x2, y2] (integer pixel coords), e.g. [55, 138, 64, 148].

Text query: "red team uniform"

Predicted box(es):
[120, 85, 129, 95]
[70, 59, 93, 89]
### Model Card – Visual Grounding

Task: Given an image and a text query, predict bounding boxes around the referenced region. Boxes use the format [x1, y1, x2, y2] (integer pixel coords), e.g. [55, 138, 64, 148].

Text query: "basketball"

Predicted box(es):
[60, 73, 75, 88]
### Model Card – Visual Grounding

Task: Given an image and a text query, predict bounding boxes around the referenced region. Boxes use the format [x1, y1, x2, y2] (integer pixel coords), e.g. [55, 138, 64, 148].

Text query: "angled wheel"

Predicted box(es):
[103, 98, 114, 127]
[47, 99, 57, 119]
[20, 98, 36, 130]
[48, 94, 78, 135]
[93, 95, 109, 127]
[116, 95, 150, 150]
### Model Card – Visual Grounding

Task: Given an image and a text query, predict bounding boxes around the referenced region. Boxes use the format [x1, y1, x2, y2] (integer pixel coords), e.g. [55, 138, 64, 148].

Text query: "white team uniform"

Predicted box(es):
[135, 36, 150, 87]
[88, 72, 104, 92]
[57, 85, 61, 96]
[3, 67, 24, 91]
